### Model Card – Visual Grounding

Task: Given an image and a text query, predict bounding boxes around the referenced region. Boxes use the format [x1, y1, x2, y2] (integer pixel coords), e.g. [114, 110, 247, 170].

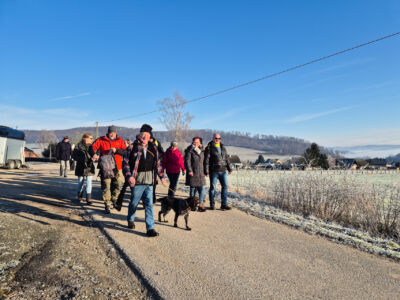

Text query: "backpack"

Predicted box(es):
[98, 150, 117, 179]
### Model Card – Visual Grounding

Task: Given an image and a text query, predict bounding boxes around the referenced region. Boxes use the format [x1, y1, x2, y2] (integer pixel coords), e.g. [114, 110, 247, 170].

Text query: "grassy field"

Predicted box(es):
[231, 169, 400, 192]
[229, 169, 400, 240]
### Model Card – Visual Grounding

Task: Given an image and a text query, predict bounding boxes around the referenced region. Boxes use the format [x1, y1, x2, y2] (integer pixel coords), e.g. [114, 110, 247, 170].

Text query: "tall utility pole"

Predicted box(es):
[96, 121, 99, 138]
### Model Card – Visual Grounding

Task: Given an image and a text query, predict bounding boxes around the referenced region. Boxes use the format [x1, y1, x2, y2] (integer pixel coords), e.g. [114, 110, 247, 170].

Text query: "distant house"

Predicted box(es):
[355, 160, 369, 169]
[336, 158, 356, 169]
[24, 147, 38, 158]
[228, 154, 243, 169]
[254, 162, 273, 169]
[388, 162, 400, 169]
[367, 158, 387, 169]
[231, 163, 243, 169]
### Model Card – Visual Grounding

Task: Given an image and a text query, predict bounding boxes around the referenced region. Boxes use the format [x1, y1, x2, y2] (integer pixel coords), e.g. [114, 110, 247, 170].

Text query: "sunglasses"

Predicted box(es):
[214, 137, 221, 140]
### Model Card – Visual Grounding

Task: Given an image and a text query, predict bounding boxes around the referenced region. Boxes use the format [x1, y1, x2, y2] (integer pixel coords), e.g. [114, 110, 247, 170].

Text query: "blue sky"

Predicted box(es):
[1, 0, 399, 147]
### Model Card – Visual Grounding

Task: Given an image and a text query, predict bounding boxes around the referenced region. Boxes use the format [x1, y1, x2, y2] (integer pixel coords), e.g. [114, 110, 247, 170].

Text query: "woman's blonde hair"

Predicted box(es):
[81, 133, 92, 142]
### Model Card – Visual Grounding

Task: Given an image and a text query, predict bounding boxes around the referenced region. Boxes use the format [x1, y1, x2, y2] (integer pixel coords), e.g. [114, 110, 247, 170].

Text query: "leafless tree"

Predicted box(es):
[36, 130, 57, 159]
[157, 92, 194, 142]
[301, 156, 316, 169]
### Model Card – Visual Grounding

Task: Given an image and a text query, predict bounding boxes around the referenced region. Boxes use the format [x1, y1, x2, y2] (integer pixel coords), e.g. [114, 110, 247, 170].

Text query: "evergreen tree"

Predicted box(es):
[42, 142, 57, 159]
[302, 143, 329, 169]
[319, 153, 329, 170]
[255, 154, 265, 164]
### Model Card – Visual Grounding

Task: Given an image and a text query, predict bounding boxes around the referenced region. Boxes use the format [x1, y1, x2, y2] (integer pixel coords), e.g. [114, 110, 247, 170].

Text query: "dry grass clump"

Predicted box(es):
[265, 173, 400, 240]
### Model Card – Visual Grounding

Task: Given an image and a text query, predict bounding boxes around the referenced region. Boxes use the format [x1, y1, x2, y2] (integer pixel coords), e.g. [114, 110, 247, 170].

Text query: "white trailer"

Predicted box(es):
[0, 126, 25, 169]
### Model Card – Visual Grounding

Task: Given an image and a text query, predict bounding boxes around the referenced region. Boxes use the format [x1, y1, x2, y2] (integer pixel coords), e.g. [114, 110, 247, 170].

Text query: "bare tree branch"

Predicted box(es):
[157, 92, 194, 142]
[36, 130, 57, 151]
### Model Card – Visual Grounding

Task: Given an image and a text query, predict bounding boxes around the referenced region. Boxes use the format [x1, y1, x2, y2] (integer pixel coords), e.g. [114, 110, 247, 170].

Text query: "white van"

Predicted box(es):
[0, 126, 25, 169]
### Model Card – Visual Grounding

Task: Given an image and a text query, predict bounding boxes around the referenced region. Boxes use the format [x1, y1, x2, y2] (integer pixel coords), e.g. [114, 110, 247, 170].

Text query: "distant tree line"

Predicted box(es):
[24, 127, 334, 156]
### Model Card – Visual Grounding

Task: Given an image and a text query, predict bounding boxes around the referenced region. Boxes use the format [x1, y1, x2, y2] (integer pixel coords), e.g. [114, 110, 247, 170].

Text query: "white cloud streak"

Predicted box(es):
[310, 128, 400, 148]
[0, 104, 93, 130]
[199, 104, 262, 125]
[308, 57, 374, 76]
[286, 106, 353, 124]
[51, 92, 91, 101]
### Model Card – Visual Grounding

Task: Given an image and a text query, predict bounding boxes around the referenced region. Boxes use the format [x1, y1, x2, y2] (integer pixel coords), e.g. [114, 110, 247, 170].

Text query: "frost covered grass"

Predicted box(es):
[230, 170, 400, 241]
[177, 170, 400, 260]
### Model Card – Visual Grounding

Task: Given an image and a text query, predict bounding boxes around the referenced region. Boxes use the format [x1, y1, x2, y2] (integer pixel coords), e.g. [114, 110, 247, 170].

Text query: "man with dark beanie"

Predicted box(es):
[115, 125, 164, 211]
[140, 124, 164, 205]
[123, 130, 166, 237]
[140, 124, 164, 157]
[92, 125, 126, 214]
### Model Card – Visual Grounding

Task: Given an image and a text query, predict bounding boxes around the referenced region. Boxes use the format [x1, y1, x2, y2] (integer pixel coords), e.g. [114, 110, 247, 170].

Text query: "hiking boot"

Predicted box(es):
[221, 205, 232, 210]
[86, 194, 93, 205]
[78, 192, 84, 202]
[128, 221, 135, 229]
[74, 192, 83, 203]
[146, 229, 159, 237]
[209, 205, 215, 210]
[198, 203, 206, 212]
[111, 199, 117, 209]
[104, 206, 111, 214]
[114, 202, 122, 211]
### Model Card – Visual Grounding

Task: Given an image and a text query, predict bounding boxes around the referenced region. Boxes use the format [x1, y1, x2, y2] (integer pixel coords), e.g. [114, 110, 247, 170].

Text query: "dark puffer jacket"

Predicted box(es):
[204, 141, 232, 175]
[72, 141, 95, 176]
[184, 145, 206, 187]
[56, 140, 72, 161]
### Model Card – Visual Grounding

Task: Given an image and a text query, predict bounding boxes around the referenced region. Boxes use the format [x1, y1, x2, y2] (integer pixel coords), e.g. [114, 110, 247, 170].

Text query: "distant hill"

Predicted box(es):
[22, 126, 332, 156]
[334, 145, 400, 159]
[386, 153, 400, 162]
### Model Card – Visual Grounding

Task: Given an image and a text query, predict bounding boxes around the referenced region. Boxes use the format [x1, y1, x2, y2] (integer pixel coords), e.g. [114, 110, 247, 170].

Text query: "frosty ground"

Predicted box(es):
[1, 163, 400, 299]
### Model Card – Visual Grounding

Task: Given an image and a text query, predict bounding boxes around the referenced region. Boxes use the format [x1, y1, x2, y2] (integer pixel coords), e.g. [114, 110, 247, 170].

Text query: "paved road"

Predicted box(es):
[2, 163, 400, 299]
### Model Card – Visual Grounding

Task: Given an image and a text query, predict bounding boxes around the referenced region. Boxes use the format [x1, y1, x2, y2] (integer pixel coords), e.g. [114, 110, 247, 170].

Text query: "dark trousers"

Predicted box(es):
[167, 172, 180, 197]
[116, 181, 129, 206]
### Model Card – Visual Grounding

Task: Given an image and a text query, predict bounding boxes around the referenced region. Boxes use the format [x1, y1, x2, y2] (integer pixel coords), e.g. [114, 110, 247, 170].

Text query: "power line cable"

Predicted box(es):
[100, 31, 400, 123]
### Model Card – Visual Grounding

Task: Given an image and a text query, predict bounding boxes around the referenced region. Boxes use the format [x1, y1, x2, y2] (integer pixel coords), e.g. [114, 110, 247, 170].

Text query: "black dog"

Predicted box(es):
[158, 196, 200, 230]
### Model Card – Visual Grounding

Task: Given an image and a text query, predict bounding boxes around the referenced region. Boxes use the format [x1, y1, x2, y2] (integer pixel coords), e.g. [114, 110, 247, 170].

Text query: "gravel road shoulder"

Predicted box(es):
[0, 164, 152, 300]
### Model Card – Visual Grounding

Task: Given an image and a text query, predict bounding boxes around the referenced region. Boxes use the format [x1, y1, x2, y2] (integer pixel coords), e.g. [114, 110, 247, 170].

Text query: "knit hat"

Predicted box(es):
[107, 125, 117, 134]
[140, 124, 153, 133]
[63, 136, 69, 140]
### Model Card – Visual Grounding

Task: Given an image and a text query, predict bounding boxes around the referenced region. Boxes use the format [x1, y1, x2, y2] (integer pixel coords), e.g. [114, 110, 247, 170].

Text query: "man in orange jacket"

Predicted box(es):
[92, 125, 126, 214]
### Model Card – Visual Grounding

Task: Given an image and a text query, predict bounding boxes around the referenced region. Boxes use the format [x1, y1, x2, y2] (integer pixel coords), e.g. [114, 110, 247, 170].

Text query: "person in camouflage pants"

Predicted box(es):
[92, 126, 126, 214]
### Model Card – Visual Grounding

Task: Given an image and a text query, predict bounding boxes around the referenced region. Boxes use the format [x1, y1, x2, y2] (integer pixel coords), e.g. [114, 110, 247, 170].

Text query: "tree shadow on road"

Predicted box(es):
[0, 169, 163, 238]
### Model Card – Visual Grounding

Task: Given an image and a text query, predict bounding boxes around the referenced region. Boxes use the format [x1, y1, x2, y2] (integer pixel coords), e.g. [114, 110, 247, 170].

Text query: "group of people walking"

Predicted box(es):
[56, 124, 233, 237]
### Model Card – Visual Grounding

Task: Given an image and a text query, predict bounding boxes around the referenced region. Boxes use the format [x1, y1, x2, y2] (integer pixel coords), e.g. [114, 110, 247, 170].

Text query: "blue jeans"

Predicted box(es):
[167, 173, 180, 197]
[128, 185, 155, 230]
[209, 172, 228, 206]
[78, 176, 92, 195]
[190, 186, 205, 203]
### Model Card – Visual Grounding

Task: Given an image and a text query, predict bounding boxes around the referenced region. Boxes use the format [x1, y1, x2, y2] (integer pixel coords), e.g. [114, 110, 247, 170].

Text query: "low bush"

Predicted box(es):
[232, 170, 400, 240]
[267, 174, 400, 240]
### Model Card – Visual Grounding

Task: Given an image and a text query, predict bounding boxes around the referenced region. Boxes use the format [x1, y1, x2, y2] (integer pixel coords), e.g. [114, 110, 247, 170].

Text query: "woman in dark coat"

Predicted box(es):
[72, 133, 95, 204]
[184, 137, 206, 212]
